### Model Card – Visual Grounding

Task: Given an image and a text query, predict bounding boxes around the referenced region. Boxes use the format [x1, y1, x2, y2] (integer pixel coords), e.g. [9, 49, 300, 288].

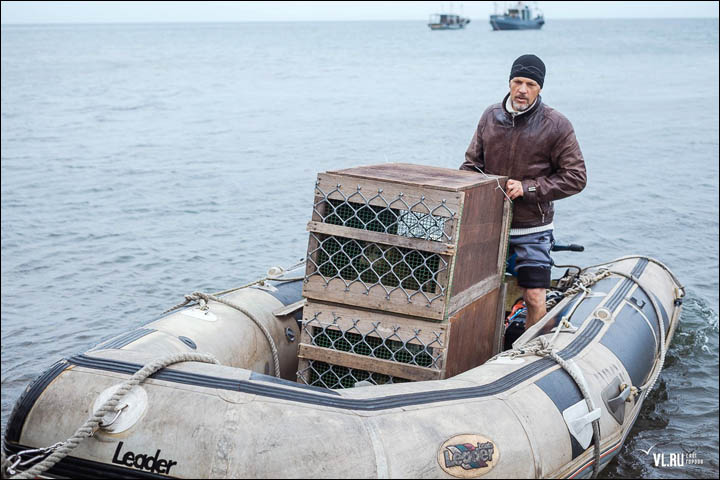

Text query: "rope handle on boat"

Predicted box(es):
[161, 258, 307, 316]
[2, 352, 219, 479]
[542, 345, 602, 479]
[182, 292, 281, 377]
[620, 383, 641, 401]
[546, 269, 613, 310]
[159, 261, 306, 378]
[579, 255, 685, 296]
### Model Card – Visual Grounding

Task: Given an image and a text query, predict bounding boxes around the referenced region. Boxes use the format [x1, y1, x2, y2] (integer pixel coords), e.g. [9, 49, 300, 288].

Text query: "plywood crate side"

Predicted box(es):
[449, 179, 508, 298]
[444, 288, 502, 378]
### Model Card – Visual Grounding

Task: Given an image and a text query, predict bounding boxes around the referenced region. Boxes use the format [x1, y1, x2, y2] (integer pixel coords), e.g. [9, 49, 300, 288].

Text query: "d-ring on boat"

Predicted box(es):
[2, 164, 684, 479]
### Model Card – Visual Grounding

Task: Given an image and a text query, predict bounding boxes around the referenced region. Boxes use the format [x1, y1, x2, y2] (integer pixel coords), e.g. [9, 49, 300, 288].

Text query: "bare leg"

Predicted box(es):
[523, 287, 546, 329]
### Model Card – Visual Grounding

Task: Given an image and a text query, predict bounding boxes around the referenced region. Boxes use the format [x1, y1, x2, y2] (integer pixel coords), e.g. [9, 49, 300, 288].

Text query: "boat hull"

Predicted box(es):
[3, 258, 683, 478]
[428, 23, 469, 30]
[490, 15, 544, 30]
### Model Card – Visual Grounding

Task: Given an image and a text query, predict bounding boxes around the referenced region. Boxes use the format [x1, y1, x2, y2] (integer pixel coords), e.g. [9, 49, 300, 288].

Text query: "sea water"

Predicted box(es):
[1, 19, 718, 478]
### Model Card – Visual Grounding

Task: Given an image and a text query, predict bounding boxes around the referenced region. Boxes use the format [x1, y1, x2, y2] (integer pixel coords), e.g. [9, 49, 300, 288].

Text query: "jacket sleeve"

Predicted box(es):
[521, 118, 587, 203]
[460, 115, 486, 172]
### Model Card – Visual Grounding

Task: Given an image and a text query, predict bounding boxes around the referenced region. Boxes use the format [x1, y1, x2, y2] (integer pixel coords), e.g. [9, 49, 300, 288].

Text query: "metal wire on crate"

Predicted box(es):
[306, 233, 449, 305]
[298, 359, 411, 390]
[314, 182, 457, 242]
[302, 312, 445, 369]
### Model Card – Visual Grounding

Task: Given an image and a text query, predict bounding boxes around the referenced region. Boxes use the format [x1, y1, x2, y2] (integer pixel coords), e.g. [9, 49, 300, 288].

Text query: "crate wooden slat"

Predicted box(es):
[297, 357, 414, 389]
[306, 221, 456, 256]
[302, 271, 448, 320]
[300, 300, 449, 350]
[298, 345, 442, 382]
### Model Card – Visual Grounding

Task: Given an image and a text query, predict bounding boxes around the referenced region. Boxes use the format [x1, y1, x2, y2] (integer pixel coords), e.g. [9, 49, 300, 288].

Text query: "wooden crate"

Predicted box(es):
[296, 301, 448, 386]
[303, 163, 511, 322]
[296, 295, 507, 386]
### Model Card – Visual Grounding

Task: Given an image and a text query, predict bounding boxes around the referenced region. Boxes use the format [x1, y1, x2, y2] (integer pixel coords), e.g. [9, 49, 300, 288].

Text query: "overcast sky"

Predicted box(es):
[1, 1, 718, 24]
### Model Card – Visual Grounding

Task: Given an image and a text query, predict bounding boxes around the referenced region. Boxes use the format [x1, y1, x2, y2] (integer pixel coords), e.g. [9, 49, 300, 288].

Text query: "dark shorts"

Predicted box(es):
[508, 230, 553, 289]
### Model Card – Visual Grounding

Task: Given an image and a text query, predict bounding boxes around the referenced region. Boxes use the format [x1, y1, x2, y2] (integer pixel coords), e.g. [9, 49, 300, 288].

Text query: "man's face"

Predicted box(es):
[509, 76, 541, 111]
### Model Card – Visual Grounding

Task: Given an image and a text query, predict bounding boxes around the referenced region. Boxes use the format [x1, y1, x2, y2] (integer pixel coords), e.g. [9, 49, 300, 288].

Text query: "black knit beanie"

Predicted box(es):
[509, 54, 546, 88]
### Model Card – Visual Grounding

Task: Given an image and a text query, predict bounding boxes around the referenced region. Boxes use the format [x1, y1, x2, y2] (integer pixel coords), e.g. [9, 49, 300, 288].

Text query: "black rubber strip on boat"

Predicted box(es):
[63, 318, 604, 412]
[604, 258, 648, 312]
[255, 279, 303, 307]
[249, 371, 342, 395]
[2, 442, 169, 479]
[4, 360, 70, 443]
[90, 328, 156, 351]
[652, 291, 671, 336]
[629, 287, 661, 349]
[601, 304, 657, 387]
[597, 258, 657, 386]
[534, 368, 586, 459]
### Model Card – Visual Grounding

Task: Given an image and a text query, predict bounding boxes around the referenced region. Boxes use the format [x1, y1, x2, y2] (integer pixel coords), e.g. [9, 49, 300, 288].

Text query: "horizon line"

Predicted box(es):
[2, 16, 718, 27]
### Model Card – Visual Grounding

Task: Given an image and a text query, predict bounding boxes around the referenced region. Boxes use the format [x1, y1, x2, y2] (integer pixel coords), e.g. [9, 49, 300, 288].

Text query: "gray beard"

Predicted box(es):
[512, 100, 531, 112]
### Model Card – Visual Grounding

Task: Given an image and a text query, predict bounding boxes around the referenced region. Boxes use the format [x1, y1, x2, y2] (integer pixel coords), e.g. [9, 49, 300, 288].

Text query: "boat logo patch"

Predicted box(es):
[438, 434, 499, 478]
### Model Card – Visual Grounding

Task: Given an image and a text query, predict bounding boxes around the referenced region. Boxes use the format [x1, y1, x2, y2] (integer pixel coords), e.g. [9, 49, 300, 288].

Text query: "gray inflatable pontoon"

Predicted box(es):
[2, 256, 684, 479]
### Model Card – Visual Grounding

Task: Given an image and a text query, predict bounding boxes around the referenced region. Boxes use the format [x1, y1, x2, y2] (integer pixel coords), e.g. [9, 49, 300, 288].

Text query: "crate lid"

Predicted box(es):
[326, 163, 502, 192]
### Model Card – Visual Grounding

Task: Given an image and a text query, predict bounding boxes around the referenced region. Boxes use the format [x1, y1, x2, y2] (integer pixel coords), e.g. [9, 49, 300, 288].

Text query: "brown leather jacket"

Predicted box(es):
[460, 93, 587, 229]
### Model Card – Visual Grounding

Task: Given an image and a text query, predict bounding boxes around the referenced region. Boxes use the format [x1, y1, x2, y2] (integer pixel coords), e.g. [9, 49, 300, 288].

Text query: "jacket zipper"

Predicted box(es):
[537, 202, 545, 223]
[508, 112, 518, 175]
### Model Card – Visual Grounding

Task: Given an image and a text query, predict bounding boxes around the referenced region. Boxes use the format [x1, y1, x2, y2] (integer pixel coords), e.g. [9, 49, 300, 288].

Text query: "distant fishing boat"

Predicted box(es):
[428, 13, 471, 30]
[490, 1, 545, 30]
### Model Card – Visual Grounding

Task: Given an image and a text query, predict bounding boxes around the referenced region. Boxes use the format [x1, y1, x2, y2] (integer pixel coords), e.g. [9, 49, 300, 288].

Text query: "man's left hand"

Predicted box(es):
[506, 179, 524, 200]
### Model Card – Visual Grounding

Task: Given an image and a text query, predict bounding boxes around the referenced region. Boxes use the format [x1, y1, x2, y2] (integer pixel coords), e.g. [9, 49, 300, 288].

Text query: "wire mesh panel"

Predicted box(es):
[297, 359, 411, 390]
[301, 310, 445, 369]
[306, 232, 449, 306]
[313, 181, 458, 242]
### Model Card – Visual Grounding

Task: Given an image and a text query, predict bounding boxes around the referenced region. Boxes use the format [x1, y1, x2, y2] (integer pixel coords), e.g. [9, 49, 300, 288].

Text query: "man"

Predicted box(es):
[460, 54, 587, 329]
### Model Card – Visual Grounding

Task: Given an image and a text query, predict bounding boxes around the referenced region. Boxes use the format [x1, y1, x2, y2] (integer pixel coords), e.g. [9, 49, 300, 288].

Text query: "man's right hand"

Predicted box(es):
[506, 179, 524, 200]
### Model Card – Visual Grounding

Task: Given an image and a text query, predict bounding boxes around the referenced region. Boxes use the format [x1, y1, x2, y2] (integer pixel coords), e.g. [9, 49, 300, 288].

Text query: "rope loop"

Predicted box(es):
[5, 352, 218, 479]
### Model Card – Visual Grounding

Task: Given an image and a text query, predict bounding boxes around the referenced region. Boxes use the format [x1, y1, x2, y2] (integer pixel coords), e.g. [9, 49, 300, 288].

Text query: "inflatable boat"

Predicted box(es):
[2, 255, 683, 479]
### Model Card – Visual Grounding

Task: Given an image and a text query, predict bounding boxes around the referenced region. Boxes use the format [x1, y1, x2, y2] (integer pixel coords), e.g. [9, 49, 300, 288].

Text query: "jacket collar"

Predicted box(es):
[502, 92, 543, 120]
